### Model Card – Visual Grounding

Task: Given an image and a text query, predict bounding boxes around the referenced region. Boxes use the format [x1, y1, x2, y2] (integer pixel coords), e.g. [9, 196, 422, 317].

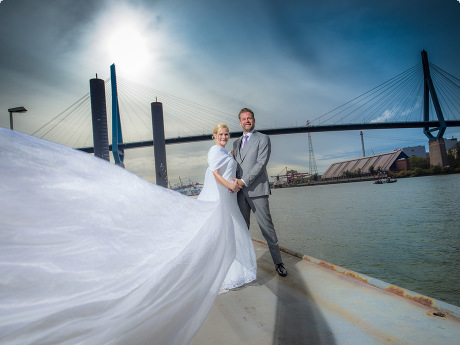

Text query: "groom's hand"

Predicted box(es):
[230, 179, 242, 193]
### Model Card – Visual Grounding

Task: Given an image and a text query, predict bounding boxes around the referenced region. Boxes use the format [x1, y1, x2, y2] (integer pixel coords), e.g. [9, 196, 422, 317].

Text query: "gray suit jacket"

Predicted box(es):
[233, 131, 271, 197]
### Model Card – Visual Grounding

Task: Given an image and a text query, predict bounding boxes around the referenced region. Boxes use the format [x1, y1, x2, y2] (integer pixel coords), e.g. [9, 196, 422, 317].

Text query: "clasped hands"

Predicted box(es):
[228, 178, 244, 193]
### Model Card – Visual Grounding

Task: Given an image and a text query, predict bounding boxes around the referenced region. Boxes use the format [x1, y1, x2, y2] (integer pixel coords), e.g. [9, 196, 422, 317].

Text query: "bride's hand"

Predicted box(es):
[230, 180, 241, 193]
[231, 178, 244, 188]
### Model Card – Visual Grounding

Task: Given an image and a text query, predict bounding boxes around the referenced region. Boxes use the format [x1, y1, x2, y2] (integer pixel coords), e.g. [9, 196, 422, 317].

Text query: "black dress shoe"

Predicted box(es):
[275, 263, 287, 277]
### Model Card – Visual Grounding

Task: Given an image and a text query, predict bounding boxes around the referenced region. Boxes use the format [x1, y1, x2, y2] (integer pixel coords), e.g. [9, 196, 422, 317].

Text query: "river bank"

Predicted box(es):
[272, 170, 460, 188]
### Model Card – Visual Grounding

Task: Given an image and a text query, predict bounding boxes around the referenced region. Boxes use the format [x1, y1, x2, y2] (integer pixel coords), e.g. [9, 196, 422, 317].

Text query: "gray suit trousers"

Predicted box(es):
[237, 191, 282, 265]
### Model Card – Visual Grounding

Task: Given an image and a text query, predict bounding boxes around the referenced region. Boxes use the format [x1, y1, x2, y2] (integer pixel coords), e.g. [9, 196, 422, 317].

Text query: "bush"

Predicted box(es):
[396, 170, 411, 178]
[441, 166, 450, 173]
[410, 155, 430, 169]
[412, 167, 425, 176]
[429, 165, 442, 174]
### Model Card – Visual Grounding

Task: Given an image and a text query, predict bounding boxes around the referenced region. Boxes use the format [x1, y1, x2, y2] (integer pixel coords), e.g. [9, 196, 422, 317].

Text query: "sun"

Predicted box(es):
[106, 24, 151, 79]
[89, 4, 176, 83]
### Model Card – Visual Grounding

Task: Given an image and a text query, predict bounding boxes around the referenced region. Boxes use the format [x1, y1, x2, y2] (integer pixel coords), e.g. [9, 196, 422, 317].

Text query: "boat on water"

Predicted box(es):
[374, 177, 397, 184]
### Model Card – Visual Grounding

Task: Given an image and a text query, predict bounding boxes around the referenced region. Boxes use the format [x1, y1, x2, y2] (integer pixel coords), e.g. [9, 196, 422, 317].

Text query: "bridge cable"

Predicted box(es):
[310, 63, 421, 126]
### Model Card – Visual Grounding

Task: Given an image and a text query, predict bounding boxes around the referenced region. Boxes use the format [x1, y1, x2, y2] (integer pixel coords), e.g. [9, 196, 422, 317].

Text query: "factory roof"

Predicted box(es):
[322, 150, 409, 179]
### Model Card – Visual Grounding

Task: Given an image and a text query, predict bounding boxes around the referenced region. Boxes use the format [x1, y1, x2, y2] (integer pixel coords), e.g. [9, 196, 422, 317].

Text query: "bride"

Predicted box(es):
[0, 126, 255, 345]
[198, 123, 257, 293]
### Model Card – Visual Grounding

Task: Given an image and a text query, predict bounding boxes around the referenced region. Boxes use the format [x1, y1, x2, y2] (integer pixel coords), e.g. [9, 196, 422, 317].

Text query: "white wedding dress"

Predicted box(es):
[0, 129, 255, 345]
[198, 145, 257, 293]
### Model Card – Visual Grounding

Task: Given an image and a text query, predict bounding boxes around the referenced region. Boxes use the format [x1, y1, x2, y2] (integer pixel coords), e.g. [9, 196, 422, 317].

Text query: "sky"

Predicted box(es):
[1, 0, 459, 185]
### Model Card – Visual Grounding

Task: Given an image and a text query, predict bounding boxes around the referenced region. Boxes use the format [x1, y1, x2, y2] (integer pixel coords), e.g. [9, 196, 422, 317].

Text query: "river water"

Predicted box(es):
[248, 174, 460, 306]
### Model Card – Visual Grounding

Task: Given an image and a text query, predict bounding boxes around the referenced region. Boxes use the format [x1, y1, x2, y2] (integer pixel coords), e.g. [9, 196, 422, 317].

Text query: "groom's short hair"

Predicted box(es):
[238, 108, 255, 119]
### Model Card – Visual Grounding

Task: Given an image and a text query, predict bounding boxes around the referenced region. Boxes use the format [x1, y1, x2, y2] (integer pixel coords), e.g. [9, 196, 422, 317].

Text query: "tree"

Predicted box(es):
[409, 155, 430, 169]
[369, 165, 375, 176]
[447, 148, 460, 168]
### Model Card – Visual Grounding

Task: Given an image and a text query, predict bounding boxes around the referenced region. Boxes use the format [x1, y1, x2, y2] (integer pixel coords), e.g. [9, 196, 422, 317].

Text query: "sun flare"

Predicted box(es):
[107, 25, 151, 79]
[90, 4, 179, 83]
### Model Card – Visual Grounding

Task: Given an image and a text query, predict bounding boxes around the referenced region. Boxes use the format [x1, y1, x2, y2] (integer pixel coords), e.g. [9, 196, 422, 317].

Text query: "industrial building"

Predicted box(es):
[399, 140, 458, 159]
[401, 145, 427, 158]
[322, 150, 410, 179]
[445, 137, 459, 151]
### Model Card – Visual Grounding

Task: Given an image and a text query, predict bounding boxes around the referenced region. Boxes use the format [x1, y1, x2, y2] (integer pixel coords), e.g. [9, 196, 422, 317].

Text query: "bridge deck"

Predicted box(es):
[77, 120, 460, 152]
[190, 240, 460, 345]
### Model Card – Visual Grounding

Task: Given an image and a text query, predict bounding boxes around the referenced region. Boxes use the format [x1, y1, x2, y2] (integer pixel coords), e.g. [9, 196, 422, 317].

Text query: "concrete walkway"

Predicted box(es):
[190, 241, 460, 345]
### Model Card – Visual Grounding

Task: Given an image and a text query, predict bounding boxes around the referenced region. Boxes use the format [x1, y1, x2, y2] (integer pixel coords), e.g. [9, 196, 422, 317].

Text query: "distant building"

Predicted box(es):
[445, 138, 458, 152]
[401, 139, 458, 159]
[402, 145, 426, 158]
[322, 150, 409, 179]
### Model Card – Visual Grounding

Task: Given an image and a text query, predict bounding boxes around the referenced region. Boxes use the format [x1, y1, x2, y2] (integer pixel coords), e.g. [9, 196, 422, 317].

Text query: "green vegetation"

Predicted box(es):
[392, 150, 460, 178]
[447, 148, 460, 169]
[409, 155, 430, 169]
[369, 165, 375, 176]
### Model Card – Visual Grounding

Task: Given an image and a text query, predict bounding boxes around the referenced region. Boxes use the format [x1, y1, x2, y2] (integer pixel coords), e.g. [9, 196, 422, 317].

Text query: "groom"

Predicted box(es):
[233, 108, 287, 277]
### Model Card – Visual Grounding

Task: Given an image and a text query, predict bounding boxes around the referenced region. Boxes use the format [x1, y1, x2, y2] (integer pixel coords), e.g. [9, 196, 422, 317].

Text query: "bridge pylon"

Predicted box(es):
[110, 64, 125, 167]
[151, 101, 168, 188]
[421, 50, 449, 167]
[89, 76, 110, 162]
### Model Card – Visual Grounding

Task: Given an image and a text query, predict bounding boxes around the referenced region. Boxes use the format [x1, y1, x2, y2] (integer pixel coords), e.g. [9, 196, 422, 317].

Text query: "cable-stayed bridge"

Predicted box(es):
[32, 51, 460, 184]
[33, 52, 460, 149]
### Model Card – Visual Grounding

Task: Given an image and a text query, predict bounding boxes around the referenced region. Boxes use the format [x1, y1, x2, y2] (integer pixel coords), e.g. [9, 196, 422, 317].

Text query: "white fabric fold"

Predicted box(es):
[0, 129, 235, 345]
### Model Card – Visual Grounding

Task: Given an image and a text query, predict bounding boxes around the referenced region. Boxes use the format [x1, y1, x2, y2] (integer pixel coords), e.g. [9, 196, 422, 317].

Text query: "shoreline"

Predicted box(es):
[271, 171, 460, 189]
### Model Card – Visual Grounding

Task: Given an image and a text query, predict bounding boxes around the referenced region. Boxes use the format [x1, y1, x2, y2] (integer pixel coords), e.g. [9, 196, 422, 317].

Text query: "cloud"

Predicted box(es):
[371, 109, 396, 123]
[1, 0, 459, 183]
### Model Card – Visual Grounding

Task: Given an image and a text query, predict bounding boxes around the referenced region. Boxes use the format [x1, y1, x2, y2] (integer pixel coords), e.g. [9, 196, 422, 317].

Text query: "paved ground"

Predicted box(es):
[190, 241, 460, 345]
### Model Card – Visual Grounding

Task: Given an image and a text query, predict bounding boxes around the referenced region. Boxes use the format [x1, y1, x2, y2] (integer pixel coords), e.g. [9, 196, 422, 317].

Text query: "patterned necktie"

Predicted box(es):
[242, 135, 248, 149]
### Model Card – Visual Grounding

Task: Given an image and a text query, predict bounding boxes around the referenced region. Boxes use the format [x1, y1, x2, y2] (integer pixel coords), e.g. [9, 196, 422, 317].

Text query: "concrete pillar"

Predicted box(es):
[89, 78, 110, 161]
[428, 138, 449, 167]
[151, 102, 168, 188]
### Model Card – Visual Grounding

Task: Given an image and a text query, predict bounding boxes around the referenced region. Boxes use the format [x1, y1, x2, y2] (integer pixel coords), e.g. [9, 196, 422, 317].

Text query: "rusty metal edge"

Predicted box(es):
[251, 238, 460, 319]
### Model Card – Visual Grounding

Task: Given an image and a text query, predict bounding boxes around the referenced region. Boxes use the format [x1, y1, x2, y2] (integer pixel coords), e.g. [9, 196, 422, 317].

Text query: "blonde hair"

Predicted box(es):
[212, 123, 229, 139]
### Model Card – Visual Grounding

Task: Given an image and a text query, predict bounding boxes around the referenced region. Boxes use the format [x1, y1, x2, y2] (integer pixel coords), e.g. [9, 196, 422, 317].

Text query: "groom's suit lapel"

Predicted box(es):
[239, 131, 258, 161]
[235, 137, 242, 160]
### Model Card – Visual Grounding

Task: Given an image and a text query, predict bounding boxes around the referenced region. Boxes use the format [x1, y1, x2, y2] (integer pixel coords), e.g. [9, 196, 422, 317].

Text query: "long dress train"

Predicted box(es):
[198, 145, 257, 293]
[0, 129, 250, 345]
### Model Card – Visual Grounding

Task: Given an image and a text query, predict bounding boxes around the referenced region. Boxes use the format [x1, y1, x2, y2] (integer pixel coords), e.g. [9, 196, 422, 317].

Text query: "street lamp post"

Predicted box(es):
[8, 106, 27, 130]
